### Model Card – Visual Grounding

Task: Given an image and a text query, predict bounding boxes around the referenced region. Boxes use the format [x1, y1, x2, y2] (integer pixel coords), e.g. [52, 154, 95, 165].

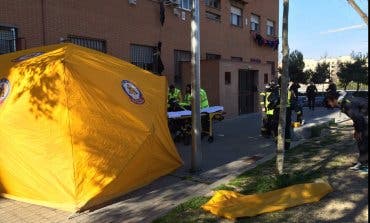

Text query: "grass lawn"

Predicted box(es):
[153, 122, 366, 223]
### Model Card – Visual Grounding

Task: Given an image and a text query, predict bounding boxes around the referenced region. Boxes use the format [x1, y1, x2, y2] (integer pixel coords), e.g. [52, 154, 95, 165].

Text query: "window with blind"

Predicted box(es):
[206, 53, 221, 60]
[230, 6, 242, 27]
[67, 35, 107, 53]
[0, 26, 17, 55]
[130, 44, 155, 72]
[231, 56, 243, 62]
[180, 0, 192, 10]
[251, 14, 260, 32]
[206, 11, 221, 21]
[205, 0, 221, 9]
[267, 20, 275, 36]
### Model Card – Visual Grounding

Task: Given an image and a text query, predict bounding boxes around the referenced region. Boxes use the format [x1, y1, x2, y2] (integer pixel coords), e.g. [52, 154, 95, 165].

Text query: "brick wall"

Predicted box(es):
[0, 0, 279, 85]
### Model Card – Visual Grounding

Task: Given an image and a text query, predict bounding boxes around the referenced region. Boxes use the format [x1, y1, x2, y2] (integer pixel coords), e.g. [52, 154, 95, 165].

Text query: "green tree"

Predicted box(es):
[312, 62, 330, 84]
[351, 52, 368, 92]
[304, 69, 315, 83]
[337, 62, 352, 90]
[337, 52, 368, 91]
[288, 50, 309, 83]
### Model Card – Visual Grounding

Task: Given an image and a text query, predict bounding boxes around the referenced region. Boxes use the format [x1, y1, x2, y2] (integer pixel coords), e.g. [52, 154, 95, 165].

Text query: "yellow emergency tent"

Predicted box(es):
[202, 182, 333, 219]
[0, 43, 183, 212]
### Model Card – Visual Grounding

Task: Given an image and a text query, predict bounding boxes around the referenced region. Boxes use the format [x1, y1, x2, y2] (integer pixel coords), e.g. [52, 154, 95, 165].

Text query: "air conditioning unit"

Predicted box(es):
[165, 0, 181, 7]
[128, 0, 137, 5]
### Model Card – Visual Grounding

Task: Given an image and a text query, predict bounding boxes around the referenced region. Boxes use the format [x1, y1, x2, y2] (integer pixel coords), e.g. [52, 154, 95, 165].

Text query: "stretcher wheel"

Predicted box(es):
[208, 136, 214, 143]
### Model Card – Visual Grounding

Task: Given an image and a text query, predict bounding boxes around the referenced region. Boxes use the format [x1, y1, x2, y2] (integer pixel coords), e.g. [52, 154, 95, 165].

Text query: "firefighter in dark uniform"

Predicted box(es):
[326, 91, 368, 173]
[260, 83, 275, 138]
[289, 82, 303, 124]
[268, 81, 292, 150]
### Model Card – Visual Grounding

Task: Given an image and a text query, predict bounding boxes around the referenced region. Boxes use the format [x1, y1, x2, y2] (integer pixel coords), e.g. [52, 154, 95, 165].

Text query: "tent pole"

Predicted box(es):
[190, 0, 202, 172]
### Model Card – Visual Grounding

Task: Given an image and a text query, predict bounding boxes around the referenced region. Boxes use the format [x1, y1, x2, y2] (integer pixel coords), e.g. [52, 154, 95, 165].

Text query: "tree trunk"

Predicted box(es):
[356, 82, 360, 92]
[277, 0, 289, 175]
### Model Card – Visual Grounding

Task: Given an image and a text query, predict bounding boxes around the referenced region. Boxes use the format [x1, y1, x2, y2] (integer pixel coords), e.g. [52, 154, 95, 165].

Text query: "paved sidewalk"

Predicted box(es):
[0, 108, 347, 223]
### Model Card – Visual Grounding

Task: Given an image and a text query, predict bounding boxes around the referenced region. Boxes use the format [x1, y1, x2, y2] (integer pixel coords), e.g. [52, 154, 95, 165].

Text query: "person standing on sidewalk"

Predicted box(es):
[269, 81, 292, 150]
[260, 83, 275, 138]
[289, 81, 303, 124]
[326, 91, 368, 173]
[306, 82, 318, 110]
[325, 80, 337, 109]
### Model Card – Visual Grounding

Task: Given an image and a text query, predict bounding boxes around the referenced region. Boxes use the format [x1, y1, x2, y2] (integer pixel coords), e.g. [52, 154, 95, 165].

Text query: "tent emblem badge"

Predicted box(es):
[11, 52, 44, 63]
[0, 78, 11, 104]
[121, 80, 145, 104]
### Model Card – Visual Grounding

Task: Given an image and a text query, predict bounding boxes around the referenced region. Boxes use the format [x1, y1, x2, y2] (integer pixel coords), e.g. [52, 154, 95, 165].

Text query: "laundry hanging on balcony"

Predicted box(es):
[251, 32, 279, 50]
[160, 0, 165, 26]
[154, 41, 164, 74]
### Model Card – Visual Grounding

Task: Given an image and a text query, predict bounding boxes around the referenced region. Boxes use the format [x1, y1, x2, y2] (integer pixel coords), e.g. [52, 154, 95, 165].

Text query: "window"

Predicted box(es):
[180, 0, 192, 10]
[68, 35, 107, 53]
[267, 20, 275, 36]
[0, 26, 17, 55]
[206, 53, 221, 60]
[130, 44, 155, 72]
[231, 56, 243, 62]
[264, 73, 268, 84]
[206, 11, 221, 21]
[205, 0, 221, 9]
[250, 58, 261, 63]
[230, 6, 242, 27]
[225, 72, 231, 85]
[251, 14, 260, 32]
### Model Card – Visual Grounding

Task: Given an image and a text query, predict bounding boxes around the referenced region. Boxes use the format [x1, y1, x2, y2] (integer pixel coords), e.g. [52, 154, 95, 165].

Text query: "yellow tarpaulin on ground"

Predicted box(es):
[202, 182, 333, 219]
[0, 43, 183, 212]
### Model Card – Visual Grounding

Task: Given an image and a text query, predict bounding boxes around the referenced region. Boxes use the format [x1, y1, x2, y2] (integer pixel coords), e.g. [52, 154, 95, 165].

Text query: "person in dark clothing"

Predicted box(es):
[326, 91, 368, 173]
[306, 82, 318, 110]
[289, 81, 300, 99]
[289, 82, 303, 124]
[325, 80, 337, 109]
[268, 82, 292, 150]
[326, 80, 337, 93]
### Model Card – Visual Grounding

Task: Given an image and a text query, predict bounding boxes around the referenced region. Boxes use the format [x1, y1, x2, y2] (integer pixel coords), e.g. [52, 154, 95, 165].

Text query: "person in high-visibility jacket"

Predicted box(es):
[180, 84, 192, 110]
[200, 88, 209, 109]
[268, 81, 292, 150]
[180, 84, 209, 109]
[260, 83, 274, 138]
[168, 84, 182, 110]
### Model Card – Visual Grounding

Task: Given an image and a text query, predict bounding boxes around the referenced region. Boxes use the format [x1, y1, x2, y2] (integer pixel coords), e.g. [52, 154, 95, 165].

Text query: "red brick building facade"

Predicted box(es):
[1, 0, 279, 115]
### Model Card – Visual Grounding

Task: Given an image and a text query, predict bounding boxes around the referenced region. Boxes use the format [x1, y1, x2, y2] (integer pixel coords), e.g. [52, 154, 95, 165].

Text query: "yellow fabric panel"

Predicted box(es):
[202, 182, 333, 219]
[0, 43, 183, 212]
[63, 46, 182, 209]
[0, 48, 76, 210]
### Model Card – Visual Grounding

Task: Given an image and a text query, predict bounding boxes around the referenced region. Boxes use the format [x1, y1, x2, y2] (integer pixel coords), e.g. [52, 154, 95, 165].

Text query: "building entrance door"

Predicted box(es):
[239, 69, 258, 114]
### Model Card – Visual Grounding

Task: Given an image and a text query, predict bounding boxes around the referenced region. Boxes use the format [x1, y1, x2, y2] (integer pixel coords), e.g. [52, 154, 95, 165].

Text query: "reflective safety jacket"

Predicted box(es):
[260, 91, 274, 115]
[200, 88, 209, 109]
[168, 88, 182, 103]
[180, 93, 191, 107]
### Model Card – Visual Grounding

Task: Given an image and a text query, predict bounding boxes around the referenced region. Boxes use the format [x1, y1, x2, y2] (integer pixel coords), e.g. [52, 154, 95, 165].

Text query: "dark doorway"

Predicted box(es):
[174, 50, 191, 86]
[239, 69, 258, 114]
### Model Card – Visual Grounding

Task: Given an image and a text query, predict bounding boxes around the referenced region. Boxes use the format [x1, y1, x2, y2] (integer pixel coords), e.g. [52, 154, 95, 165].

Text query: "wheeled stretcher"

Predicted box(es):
[167, 106, 225, 145]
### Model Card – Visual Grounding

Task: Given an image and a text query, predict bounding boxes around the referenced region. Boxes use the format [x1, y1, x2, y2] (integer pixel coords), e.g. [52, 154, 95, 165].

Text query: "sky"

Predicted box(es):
[278, 0, 368, 61]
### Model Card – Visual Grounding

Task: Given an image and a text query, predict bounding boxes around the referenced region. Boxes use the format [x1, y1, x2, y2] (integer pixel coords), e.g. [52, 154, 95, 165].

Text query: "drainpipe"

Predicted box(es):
[41, 0, 46, 45]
